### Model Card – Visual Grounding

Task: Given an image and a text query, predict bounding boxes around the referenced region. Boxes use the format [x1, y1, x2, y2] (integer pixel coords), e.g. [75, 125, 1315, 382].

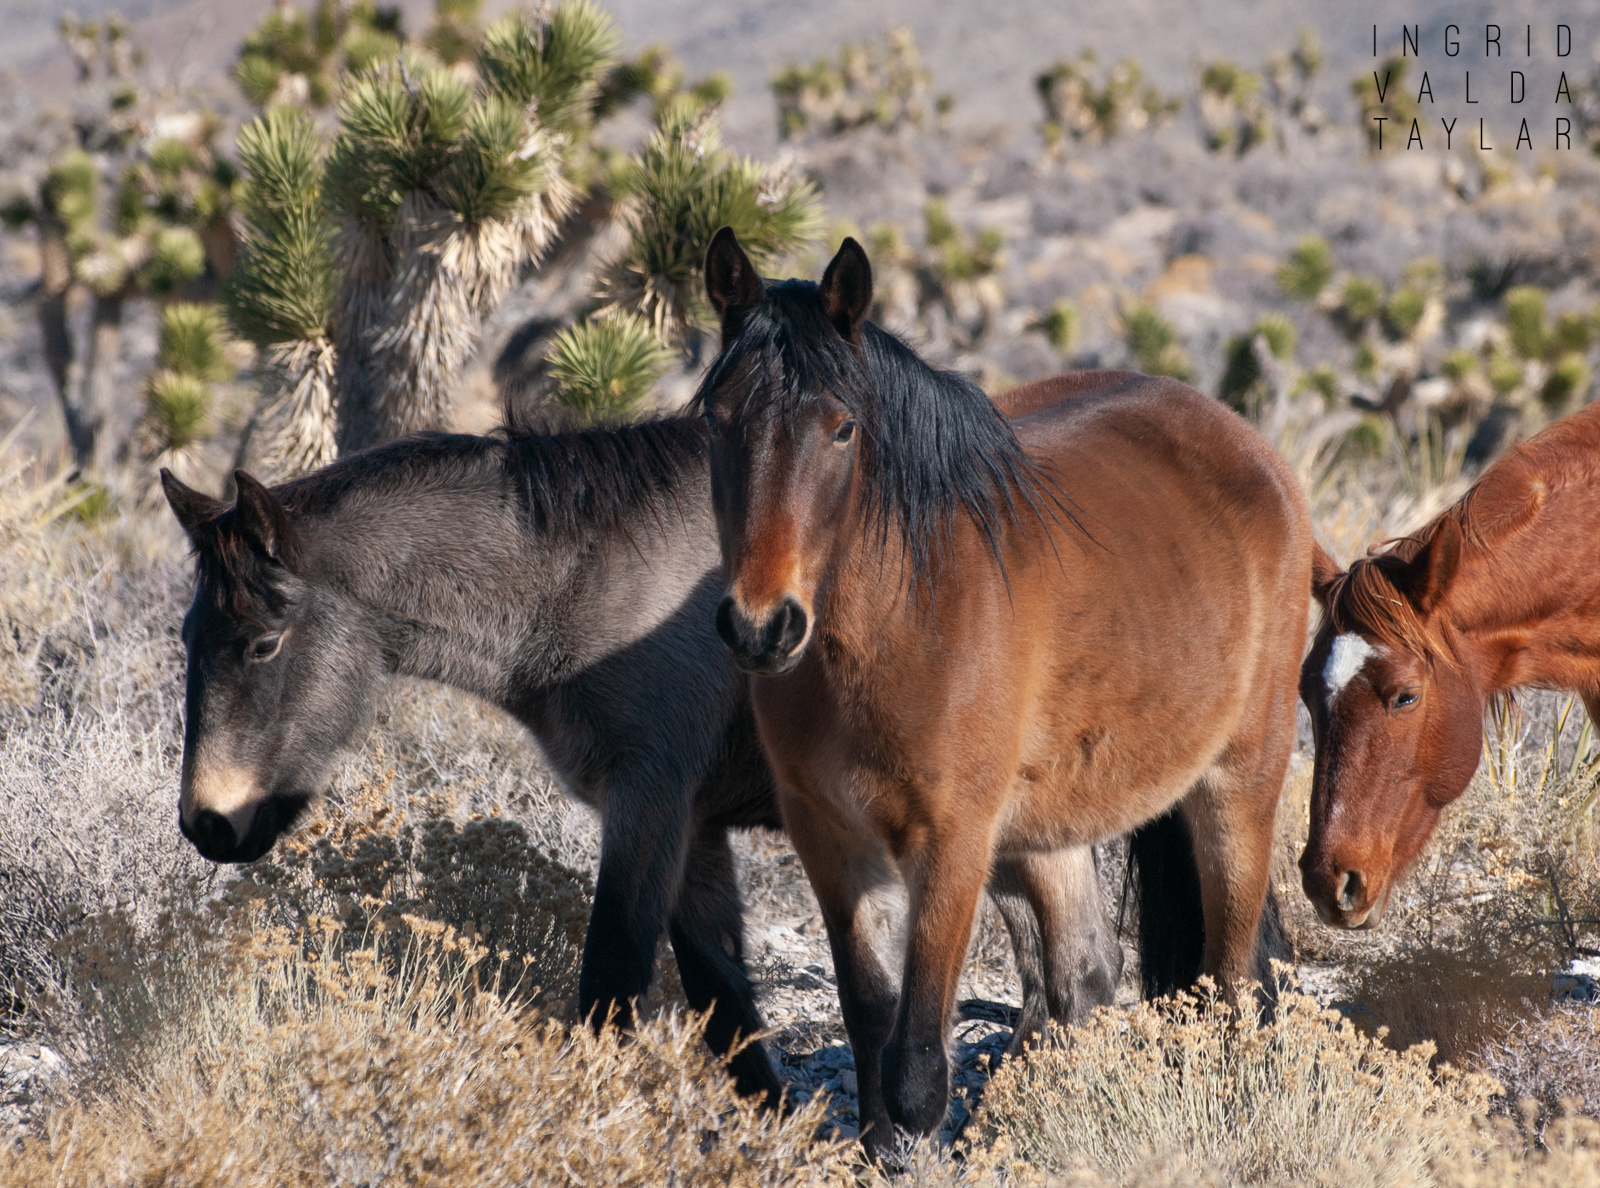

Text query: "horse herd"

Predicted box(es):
[158, 230, 1600, 1159]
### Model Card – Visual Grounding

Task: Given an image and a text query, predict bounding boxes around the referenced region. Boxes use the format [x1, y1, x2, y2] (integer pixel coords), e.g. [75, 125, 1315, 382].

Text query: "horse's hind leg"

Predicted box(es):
[991, 847, 1120, 1055]
[1179, 737, 1291, 995]
[987, 861, 1049, 1051]
[1018, 847, 1121, 1040]
[668, 823, 785, 1105]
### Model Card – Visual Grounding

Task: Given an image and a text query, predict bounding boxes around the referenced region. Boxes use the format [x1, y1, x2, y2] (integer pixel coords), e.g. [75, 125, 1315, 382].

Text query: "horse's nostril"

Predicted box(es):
[1336, 869, 1365, 912]
[184, 808, 238, 860]
[715, 595, 739, 651]
[774, 596, 808, 655]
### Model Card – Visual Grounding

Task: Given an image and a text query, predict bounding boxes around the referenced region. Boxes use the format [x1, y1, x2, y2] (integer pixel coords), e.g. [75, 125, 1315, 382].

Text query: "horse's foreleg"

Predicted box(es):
[882, 823, 993, 1135]
[580, 800, 691, 1032]
[782, 797, 901, 1160]
[668, 823, 785, 1106]
[1007, 846, 1120, 1048]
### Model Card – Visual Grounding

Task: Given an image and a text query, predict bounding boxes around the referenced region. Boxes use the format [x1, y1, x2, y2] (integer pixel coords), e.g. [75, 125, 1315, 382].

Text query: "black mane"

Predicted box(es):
[272, 417, 708, 542]
[693, 279, 1066, 583]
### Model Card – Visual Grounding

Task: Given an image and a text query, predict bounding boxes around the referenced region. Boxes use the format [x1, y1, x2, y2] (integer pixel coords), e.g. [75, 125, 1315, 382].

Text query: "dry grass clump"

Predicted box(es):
[0, 429, 86, 712]
[1481, 1006, 1600, 1123]
[2, 916, 850, 1188]
[975, 981, 1499, 1186]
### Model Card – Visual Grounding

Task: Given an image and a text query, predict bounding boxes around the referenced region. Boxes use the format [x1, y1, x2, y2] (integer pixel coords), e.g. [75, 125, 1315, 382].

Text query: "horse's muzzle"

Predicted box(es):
[716, 594, 809, 674]
[180, 793, 312, 864]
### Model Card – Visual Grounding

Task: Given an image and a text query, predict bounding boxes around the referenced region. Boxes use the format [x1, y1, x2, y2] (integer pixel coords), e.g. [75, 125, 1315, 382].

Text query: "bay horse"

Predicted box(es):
[1299, 399, 1600, 930]
[698, 228, 1312, 1154]
[157, 410, 1195, 1104]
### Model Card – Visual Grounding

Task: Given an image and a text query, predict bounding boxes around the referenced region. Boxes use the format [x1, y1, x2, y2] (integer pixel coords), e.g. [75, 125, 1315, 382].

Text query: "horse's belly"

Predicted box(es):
[997, 722, 1230, 850]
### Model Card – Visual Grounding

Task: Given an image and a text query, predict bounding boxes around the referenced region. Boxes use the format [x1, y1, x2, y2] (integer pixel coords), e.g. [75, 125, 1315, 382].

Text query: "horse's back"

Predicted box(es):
[1016, 372, 1311, 572]
[991, 370, 1152, 419]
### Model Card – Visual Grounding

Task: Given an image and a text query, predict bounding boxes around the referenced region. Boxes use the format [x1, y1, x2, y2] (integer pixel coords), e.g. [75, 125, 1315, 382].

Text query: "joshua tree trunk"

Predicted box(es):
[333, 219, 391, 454]
[34, 216, 92, 469]
[79, 290, 127, 472]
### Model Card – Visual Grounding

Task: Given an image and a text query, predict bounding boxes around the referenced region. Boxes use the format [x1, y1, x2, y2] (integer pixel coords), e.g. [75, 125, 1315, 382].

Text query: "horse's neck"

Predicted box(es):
[1448, 450, 1600, 695]
[327, 457, 719, 711]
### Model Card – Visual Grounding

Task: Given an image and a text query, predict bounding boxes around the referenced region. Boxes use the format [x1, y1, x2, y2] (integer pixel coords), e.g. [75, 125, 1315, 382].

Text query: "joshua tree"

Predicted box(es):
[228, 0, 822, 468]
[234, 0, 405, 110]
[2, 20, 235, 472]
[771, 27, 931, 142]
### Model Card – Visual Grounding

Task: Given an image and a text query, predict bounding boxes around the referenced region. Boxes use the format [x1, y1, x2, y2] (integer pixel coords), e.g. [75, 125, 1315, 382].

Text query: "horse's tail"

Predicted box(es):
[1126, 809, 1289, 999]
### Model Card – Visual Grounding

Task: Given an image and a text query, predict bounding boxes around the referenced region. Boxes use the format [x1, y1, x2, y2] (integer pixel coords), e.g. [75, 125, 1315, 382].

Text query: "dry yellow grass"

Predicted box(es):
[1, 917, 852, 1187]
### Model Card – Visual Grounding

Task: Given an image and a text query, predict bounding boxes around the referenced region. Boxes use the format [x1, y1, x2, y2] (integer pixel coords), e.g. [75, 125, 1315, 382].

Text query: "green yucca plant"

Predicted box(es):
[1034, 49, 1180, 151]
[1219, 314, 1297, 411]
[1032, 299, 1079, 353]
[228, 106, 340, 476]
[1124, 304, 1193, 381]
[141, 303, 231, 484]
[143, 371, 214, 454]
[14, 78, 237, 472]
[1277, 235, 1333, 301]
[599, 104, 822, 344]
[477, 0, 621, 135]
[771, 26, 931, 142]
[158, 304, 235, 383]
[548, 312, 675, 419]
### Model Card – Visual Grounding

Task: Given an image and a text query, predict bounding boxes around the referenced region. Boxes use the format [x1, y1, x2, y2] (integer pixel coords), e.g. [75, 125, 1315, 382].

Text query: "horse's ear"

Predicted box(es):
[161, 469, 224, 540]
[1395, 517, 1461, 617]
[232, 470, 290, 563]
[1310, 541, 1342, 610]
[704, 226, 763, 342]
[819, 236, 872, 345]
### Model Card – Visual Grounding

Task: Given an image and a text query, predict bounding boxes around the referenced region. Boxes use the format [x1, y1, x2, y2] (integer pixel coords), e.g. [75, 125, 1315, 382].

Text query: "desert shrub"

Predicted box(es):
[1542, 353, 1592, 412]
[1506, 286, 1550, 360]
[1353, 56, 1419, 149]
[1482, 1006, 1600, 1123]
[1339, 275, 1386, 325]
[1384, 285, 1429, 339]
[1490, 352, 1527, 396]
[977, 982, 1501, 1186]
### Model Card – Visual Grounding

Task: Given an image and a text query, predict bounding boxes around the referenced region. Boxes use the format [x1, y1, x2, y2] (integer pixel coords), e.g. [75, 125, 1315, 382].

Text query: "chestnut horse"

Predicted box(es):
[697, 229, 1312, 1154]
[1299, 400, 1600, 930]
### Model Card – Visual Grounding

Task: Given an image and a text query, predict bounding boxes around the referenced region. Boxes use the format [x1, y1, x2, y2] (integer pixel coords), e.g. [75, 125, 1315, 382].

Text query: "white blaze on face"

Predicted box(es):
[1323, 633, 1382, 703]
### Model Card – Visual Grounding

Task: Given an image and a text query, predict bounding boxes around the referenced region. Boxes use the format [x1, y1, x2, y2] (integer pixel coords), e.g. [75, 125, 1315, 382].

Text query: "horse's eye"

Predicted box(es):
[834, 419, 857, 445]
[249, 635, 283, 662]
[1392, 689, 1419, 710]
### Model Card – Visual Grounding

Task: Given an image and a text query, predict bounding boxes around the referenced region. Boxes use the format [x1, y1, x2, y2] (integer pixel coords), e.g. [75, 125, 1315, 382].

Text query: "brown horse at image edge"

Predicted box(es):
[1299, 398, 1600, 930]
[696, 228, 1314, 1156]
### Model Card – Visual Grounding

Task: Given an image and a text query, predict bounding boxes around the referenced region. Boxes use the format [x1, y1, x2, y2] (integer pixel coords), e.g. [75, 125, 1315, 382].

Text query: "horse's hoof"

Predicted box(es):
[859, 1120, 922, 1173]
[881, 1041, 949, 1134]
